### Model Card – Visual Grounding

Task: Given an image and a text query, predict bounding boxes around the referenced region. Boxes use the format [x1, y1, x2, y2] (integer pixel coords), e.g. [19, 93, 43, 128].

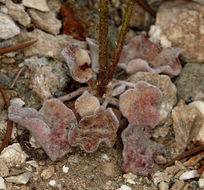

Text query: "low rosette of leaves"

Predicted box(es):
[7, 0, 183, 175]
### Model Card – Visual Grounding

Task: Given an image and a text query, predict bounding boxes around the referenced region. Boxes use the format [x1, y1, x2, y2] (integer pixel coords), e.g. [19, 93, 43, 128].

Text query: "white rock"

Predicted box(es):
[0, 143, 28, 168]
[0, 12, 20, 39]
[198, 178, 204, 188]
[10, 98, 25, 107]
[179, 170, 200, 180]
[6, 0, 31, 26]
[22, 0, 49, 12]
[118, 185, 132, 190]
[0, 177, 6, 190]
[62, 165, 69, 173]
[49, 180, 57, 187]
[5, 172, 32, 184]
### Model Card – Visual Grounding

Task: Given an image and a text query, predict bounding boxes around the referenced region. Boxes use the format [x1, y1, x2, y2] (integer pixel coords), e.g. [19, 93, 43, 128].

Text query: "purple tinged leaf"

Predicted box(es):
[75, 91, 100, 117]
[119, 81, 162, 128]
[121, 124, 165, 175]
[68, 108, 119, 152]
[119, 34, 182, 76]
[8, 99, 78, 161]
[61, 44, 94, 83]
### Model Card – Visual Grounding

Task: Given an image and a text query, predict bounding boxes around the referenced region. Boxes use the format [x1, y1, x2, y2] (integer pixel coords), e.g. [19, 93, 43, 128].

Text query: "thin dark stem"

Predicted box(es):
[137, 0, 156, 17]
[97, 0, 109, 97]
[0, 85, 13, 153]
[108, 0, 134, 82]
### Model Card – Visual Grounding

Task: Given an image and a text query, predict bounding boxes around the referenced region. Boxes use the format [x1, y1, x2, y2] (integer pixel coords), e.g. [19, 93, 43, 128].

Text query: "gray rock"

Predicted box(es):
[15, 29, 86, 61]
[0, 12, 20, 39]
[22, 0, 49, 12]
[6, 0, 31, 26]
[28, 9, 61, 35]
[0, 143, 28, 168]
[172, 100, 204, 152]
[5, 172, 32, 184]
[129, 72, 177, 125]
[150, 0, 204, 63]
[23, 56, 69, 101]
[175, 63, 204, 102]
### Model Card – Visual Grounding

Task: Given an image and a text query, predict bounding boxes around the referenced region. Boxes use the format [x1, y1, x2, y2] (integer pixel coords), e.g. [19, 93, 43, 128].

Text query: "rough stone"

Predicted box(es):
[129, 72, 177, 125]
[5, 172, 32, 184]
[41, 166, 55, 179]
[0, 12, 20, 39]
[23, 56, 69, 101]
[150, 0, 204, 63]
[172, 100, 204, 152]
[0, 159, 9, 177]
[175, 63, 204, 103]
[0, 143, 28, 168]
[6, 0, 31, 26]
[28, 9, 61, 35]
[14, 29, 86, 61]
[22, 0, 49, 12]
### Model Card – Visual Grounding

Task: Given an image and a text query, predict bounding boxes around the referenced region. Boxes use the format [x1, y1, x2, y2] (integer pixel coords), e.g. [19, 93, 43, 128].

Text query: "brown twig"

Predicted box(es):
[96, 0, 109, 97]
[0, 40, 38, 55]
[163, 145, 204, 169]
[136, 0, 156, 17]
[0, 85, 13, 153]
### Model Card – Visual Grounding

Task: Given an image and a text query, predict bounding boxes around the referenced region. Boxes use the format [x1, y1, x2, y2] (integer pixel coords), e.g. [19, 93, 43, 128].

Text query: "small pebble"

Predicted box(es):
[49, 180, 56, 187]
[102, 153, 109, 161]
[41, 166, 55, 179]
[179, 170, 200, 180]
[62, 165, 69, 173]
